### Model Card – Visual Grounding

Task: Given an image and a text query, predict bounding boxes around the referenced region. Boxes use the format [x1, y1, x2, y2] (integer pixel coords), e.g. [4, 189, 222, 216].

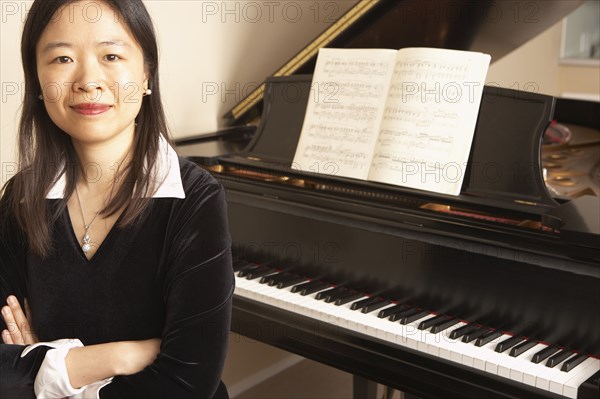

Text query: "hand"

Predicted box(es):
[1, 295, 38, 345]
[117, 338, 161, 375]
[64, 338, 161, 389]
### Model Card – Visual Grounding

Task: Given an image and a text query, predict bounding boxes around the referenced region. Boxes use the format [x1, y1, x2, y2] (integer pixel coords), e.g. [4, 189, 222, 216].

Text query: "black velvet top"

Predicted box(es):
[0, 157, 234, 398]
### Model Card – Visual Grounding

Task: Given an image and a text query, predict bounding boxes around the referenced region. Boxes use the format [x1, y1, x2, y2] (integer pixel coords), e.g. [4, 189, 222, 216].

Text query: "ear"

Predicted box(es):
[143, 66, 151, 90]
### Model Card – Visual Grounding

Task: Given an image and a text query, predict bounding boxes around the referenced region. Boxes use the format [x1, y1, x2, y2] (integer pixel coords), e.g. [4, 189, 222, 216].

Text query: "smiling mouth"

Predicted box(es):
[71, 104, 112, 115]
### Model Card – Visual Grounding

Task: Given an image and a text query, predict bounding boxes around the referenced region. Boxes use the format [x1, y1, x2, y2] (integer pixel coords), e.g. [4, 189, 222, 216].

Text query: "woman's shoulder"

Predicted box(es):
[177, 157, 223, 199]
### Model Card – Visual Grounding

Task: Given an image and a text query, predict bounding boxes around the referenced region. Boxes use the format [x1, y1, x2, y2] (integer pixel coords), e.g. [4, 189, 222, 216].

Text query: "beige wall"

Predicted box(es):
[559, 62, 600, 98]
[487, 18, 600, 98]
[0, 0, 355, 183]
[487, 20, 563, 96]
[2, 2, 599, 183]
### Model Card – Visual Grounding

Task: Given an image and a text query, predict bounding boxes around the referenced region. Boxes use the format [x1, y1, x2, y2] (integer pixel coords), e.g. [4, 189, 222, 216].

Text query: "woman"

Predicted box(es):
[0, 0, 234, 398]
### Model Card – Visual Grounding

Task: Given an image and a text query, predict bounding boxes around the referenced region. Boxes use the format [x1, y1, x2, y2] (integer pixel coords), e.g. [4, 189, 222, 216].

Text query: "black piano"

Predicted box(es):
[177, 1, 600, 398]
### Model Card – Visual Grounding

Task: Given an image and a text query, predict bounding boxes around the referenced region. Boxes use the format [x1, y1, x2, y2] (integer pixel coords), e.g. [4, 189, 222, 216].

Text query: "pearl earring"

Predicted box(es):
[38, 94, 43, 100]
[144, 88, 152, 96]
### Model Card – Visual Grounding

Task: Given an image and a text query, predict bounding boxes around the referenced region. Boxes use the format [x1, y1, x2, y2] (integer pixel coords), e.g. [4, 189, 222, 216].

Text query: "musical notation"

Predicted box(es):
[313, 103, 380, 124]
[394, 57, 470, 83]
[293, 48, 397, 180]
[293, 47, 490, 193]
[323, 57, 392, 77]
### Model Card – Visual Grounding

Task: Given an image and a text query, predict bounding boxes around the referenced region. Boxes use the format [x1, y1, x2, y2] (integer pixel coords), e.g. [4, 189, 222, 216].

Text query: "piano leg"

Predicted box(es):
[353, 375, 377, 398]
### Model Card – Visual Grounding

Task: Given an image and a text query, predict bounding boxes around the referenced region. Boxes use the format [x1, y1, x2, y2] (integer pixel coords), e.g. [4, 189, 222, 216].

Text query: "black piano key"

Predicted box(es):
[449, 324, 480, 340]
[291, 280, 317, 293]
[475, 330, 503, 347]
[277, 275, 307, 289]
[301, 282, 329, 296]
[377, 304, 407, 319]
[399, 309, 429, 325]
[315, 286, 343, 301]
[269, 272, 294, 285]
[266, 272, 297, 286]
[324, 287, 352, 303]
[246, 267, 277, 280]
[237, 265, 261, 278]
[495, 336, 526, 353]
[233, 260, 254, 272]
[389, 306, 417, 322]
[462, 326, 489, 343]
[546, 349, 574, 368]
[430, 318, 460, 334]
[259, 271, 283, 285]
[418, 314, 448, 330]
[362, 299, 392, 314]
[350, 296, 380, 311]
[532, 345, 560, 364]
[561, 353, 588, 372]
[509, 339, 538, 357]
[335, 292, 363, 306]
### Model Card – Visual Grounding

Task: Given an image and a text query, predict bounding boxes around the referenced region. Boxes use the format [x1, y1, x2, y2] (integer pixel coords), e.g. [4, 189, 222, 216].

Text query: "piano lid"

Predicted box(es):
[223, 0, 583, 126]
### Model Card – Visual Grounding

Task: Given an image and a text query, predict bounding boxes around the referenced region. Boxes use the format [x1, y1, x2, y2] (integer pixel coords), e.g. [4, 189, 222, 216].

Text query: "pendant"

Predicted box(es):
[82, 232, 91, 253]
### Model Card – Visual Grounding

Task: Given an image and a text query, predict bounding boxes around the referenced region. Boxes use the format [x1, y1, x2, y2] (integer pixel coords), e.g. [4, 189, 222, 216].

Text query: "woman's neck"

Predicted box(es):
[71, 132, 134, 194]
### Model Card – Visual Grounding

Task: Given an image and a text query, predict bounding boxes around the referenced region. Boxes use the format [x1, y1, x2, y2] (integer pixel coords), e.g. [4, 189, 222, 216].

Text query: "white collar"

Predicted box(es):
[46, 136, 185, 199]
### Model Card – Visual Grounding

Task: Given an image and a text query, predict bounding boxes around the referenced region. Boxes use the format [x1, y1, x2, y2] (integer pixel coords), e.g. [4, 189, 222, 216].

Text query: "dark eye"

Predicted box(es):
[105, 54, 120, 61]
[55, 56, 72, 64]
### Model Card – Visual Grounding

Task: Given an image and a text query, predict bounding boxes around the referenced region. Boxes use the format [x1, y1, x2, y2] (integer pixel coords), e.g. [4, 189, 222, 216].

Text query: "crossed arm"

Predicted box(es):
[2, 296, 160, 388]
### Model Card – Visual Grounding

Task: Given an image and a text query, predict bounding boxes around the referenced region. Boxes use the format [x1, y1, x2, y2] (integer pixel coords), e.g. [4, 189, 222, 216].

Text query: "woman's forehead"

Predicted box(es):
[37, 1, 139, 50]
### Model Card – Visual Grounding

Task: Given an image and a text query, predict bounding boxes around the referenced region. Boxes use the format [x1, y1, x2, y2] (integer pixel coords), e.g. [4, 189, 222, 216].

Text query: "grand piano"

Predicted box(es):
[176, 1, 600, 398]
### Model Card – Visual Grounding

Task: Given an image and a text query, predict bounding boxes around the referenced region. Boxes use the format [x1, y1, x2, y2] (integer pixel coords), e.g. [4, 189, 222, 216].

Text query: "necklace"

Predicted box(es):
[75, 185, 101, 254]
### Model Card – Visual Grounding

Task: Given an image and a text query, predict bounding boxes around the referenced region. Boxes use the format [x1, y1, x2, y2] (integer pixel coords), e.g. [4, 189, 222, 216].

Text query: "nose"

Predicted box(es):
[70, 59, 105, 99]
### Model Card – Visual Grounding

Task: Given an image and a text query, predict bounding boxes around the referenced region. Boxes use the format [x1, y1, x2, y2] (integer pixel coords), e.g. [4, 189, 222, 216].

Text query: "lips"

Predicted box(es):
[71, 103, 112, 116]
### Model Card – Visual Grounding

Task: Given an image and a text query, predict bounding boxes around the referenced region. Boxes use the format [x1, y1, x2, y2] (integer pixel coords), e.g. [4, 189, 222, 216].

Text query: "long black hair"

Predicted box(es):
[8, 0, 171, 257]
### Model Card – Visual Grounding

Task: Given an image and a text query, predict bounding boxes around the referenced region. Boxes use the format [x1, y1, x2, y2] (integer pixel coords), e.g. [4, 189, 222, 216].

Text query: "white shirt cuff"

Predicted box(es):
[70, 377, 114, 399]
[21, 339, 85, 398]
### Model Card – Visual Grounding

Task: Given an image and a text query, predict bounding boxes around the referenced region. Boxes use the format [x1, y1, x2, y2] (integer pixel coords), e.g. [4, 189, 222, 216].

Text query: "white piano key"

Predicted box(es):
[234, 275, 596, 398]
[549, 357, 599, 396]
[436, 323, 467, 362]
[535, 358, 571, 391]
[310, 297, 337, 320]
[353, 302, 390, 336]
[417, 328, 442, 357]
[470, 333, 507, 371]
[363, 303, 399, 335]
[400, 315, 432, 351]
[562, 358, 600, 399]
[371, 313, 400, 340]
[481, 334, 514, 375]
[294, 294, 322, 315]
[507, 343, 547, 383]
[461, 336, 490, 368]
[495, 342, 543, 381]
[414, 315, 440, 351]
[426, 325, 460, 362]
[336, 297, 369, 330]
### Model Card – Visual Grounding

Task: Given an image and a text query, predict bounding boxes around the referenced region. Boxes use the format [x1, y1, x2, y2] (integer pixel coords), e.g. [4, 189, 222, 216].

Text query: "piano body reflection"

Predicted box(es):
[177, 1, 600, 398]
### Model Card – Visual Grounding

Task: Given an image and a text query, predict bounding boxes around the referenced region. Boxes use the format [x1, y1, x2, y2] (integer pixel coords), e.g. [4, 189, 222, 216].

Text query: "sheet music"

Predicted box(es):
[292, 48, 397, 179]
[368, 48, 490, 195]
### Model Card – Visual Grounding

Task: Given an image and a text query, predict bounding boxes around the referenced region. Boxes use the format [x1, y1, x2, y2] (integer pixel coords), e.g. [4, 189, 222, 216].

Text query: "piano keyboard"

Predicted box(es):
[233, 260, 599, 399]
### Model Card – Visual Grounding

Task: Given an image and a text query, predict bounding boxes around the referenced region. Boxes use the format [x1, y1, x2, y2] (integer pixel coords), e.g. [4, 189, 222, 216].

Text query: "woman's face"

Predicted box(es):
[36, 0, 148, 147]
